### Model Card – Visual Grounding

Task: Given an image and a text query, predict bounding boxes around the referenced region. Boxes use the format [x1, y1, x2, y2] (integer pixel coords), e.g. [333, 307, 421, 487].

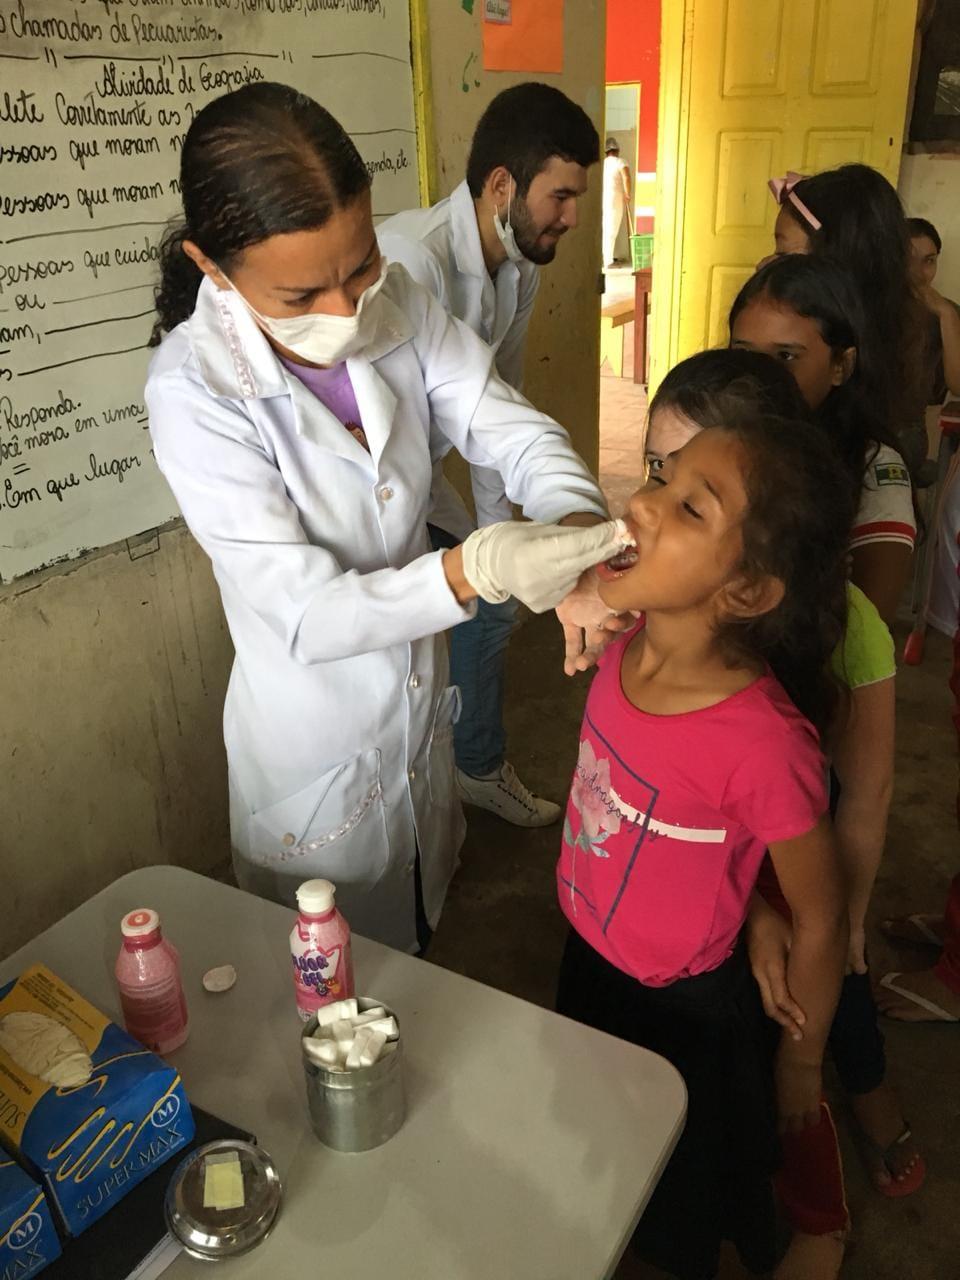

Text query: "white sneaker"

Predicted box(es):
[456, 762, 562, 828]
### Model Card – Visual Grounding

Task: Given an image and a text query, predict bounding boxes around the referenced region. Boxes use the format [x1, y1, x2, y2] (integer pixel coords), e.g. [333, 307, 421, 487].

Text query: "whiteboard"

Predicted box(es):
[0, 0, 421, 582]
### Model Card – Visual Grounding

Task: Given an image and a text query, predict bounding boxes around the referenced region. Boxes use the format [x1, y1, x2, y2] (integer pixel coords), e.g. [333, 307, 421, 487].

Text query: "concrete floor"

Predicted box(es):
[428, 366, 960, 1278]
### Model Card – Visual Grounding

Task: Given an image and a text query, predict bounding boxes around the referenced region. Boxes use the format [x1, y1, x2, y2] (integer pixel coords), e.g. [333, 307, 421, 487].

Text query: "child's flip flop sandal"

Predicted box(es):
[853, 1121, 927, 1199]
[879, 972, 960, 1023]
[880, 914, 946, 949]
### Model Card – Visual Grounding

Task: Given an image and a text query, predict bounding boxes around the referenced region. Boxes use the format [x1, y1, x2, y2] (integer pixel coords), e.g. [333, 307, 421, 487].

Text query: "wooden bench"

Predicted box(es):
[600, 297, 635, 377]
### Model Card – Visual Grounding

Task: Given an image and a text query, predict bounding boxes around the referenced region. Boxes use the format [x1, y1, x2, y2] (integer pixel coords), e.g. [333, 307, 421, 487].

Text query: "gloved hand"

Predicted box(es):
[461, 518, 634, 615]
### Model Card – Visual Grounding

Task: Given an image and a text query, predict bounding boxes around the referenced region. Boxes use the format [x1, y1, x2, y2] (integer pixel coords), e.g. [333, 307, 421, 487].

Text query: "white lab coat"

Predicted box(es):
[379, 180, 540, 537]
[145, 266, 604, 952]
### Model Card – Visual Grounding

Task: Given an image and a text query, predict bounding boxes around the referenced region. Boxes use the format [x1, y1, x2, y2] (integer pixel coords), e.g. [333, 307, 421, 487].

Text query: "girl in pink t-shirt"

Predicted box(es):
[641, 349, 923, 1280]
[556, 382, 852, 1279]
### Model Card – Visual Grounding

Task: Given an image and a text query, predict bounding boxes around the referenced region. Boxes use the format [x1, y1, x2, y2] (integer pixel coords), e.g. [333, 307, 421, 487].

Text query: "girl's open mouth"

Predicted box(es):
[595, 518, 639, 581]
[607, 544, 639, 571]
[596, 546, 639, 582]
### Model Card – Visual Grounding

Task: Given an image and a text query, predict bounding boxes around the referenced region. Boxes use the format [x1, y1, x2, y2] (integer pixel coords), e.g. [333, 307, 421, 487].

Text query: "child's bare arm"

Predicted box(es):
[745, 891, 804, 1036]
[831, 677, 895, 973]
[850, 543, 913, 627]
[768, 816, 847, 1131]
[923, 285, 960, 396]
[940, 302, 960, 396]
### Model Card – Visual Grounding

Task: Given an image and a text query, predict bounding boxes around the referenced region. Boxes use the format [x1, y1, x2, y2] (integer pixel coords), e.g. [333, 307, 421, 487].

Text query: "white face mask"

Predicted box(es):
[224, 260, 388, 366]
[493, 186, 525, 264]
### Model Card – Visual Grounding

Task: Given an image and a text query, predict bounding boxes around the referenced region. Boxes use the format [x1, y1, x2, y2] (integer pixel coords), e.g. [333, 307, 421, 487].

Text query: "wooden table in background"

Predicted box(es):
[633, 268, 652, 387]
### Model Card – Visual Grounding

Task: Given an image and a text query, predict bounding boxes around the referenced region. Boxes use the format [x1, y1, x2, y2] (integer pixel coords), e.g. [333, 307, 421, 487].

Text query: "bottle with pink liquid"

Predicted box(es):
[115, 908, 190, 1054]
[291, 879, 355, 1022]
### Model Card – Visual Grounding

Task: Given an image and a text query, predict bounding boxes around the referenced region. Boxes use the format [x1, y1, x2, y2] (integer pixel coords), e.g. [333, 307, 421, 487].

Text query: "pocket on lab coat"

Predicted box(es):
[247, 748, 388, 892]
[427, 685, 461, 805]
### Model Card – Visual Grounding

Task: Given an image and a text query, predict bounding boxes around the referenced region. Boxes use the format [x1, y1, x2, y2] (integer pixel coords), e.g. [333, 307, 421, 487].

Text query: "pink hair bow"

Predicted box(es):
[768, 171, 822, 231]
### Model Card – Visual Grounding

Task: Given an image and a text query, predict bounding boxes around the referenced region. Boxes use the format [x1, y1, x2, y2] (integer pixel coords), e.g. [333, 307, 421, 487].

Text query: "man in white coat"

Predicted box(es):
[602, 137, 631, 269]
[379, 83, 600, 828]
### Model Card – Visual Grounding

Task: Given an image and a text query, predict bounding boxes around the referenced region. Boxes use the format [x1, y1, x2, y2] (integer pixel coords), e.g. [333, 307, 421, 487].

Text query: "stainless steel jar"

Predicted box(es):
[301, 997, 405, 1152]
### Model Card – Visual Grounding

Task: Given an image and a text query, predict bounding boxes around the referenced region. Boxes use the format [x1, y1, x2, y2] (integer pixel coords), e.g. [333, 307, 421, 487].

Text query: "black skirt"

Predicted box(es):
[556, 929, 779, 1280]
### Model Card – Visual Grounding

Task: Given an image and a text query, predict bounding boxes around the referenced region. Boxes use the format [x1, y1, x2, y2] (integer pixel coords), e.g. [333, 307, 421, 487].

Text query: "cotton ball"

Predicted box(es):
[202, 965, 237, 994]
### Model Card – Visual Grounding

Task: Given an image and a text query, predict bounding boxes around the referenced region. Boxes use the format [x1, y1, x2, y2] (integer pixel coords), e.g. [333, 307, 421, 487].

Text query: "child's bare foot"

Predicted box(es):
[880, 913, 946, 949]
[774, 1230, 845, 1280]
[877, 968, 960, 1023]
[851, 1082, 925, 1195]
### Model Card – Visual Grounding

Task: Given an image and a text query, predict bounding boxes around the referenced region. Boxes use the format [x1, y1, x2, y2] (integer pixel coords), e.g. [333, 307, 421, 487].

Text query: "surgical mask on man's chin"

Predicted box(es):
[221, 260, 388, 366]
[493, 189, 526, 264]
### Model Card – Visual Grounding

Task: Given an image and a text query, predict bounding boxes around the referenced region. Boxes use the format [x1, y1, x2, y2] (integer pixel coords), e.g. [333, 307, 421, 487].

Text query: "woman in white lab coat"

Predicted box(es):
[145, 83, 625, 952]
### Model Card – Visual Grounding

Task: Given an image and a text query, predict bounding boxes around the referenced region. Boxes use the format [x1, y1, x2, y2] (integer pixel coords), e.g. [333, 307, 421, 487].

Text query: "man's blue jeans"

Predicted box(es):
[429, 524, 519, 777]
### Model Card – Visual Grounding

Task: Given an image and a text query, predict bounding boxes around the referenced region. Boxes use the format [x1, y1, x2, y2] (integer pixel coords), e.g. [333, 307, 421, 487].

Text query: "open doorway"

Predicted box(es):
[598, 0, 660, 514]
[603, 84, 639, 273]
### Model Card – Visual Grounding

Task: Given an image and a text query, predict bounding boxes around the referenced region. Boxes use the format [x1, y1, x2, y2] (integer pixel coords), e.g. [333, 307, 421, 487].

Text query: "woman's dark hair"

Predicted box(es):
[651, 351, 853, 734]
[649, 345, 810, 425]
[466, 82, 599, 198]
[151, 83, 371, 344]
[776, 163, 928, 439]
[728, 255, 906, 511]
[906, 216, 941, 254]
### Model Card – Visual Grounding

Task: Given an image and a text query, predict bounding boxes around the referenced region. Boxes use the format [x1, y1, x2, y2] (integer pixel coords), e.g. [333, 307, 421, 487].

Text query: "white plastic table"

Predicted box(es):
[0, 866, 685, 1279]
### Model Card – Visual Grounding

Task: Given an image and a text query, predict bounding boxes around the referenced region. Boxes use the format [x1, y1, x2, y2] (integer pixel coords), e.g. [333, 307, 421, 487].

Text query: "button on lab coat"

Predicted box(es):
[145, 267, 605, 952]
[379, 179, 540, 536]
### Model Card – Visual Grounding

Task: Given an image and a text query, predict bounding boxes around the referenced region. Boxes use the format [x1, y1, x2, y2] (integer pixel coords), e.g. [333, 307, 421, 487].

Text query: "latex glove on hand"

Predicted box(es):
[555, 568, 634, 676]
[461, 518, 634, 615]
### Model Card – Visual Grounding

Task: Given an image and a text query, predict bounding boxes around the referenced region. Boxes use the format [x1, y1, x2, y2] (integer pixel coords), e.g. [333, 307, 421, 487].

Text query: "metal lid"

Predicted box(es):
[164, 1139, 281, 1260]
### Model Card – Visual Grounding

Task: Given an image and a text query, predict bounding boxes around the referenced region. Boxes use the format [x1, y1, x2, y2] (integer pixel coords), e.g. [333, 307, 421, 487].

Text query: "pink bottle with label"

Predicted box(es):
[290, 879, 355, 1022]
[115, 908, 190, 1054]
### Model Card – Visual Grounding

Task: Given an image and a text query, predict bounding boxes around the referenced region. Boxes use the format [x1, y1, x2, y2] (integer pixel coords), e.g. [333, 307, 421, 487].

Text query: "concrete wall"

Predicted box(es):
[0, 7, 605, 960]
[0, 528, 233, 958]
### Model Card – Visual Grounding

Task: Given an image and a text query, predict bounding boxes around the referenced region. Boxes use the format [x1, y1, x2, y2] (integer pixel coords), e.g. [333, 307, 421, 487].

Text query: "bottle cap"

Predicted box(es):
[121, 908, 161, 938]
[295, 879, 336, 915]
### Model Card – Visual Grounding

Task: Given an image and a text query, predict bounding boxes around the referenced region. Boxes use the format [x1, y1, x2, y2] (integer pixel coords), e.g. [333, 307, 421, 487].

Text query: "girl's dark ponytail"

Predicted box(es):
[718, 412, 853, 736]
[781, 164, 928, 445]
[150, 222, 203, 347]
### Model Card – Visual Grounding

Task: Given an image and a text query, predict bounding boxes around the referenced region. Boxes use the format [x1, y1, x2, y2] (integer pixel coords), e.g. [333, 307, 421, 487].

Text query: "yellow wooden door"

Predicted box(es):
[650, 0, 919, 389]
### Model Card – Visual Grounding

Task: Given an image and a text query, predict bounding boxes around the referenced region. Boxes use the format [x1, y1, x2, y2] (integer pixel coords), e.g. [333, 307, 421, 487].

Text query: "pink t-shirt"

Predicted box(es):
[556, 626, 827, 987]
